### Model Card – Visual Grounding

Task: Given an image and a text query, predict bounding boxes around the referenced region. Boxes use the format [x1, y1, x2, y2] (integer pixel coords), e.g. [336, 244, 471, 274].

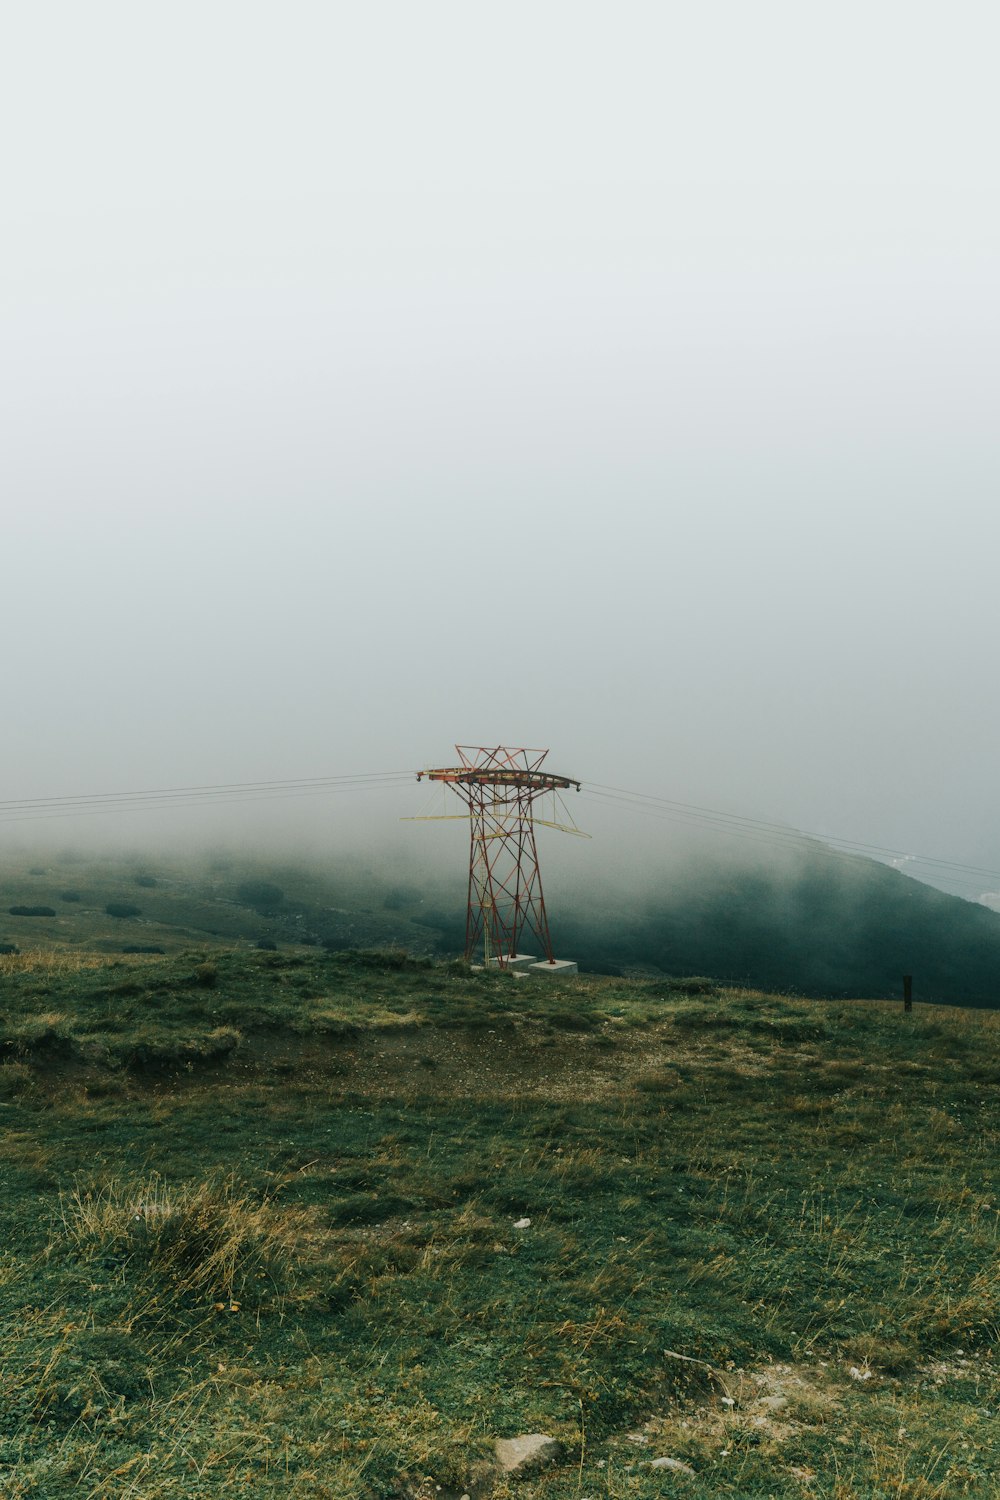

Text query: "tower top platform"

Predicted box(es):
[416, 745, 580, 793]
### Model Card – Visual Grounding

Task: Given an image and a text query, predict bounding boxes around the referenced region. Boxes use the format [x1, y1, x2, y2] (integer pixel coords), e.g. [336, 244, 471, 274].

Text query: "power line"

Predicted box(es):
[0, 770, 408, 809]
[579, 783, 1000, 889]
[0, 782, 412, 826]
[3, 763, 998, 899]
[0, 772, 412, 824]
[581, 789, 898, 874]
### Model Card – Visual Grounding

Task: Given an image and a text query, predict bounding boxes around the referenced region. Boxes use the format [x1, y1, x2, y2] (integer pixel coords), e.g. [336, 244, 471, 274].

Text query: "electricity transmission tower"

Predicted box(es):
[413, 745, 583, 968]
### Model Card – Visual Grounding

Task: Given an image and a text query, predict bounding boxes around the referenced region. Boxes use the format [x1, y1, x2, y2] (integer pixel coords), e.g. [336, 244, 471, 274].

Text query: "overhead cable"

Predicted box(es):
[0, 772, 411, 824]
[580, 783, 1000, 889]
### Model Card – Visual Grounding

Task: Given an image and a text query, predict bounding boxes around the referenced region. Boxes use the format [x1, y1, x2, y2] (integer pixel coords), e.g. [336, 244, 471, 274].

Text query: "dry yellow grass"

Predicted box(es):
[0, 949, 127, 976]
[58, 1174, 306, 1305]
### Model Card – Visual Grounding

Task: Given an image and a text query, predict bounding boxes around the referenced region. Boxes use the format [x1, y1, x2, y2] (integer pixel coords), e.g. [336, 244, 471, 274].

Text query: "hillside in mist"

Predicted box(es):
[558, 841, 1000, 1006]
[2, 834, 998, 1007]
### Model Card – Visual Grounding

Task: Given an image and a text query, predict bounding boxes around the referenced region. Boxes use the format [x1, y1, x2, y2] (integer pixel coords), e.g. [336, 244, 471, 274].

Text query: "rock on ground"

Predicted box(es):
[649, 1455, 696, 1475]
[494, 1434, 563, 1476]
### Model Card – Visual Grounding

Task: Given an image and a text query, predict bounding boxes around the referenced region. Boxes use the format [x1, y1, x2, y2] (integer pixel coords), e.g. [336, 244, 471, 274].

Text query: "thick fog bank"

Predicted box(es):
[4, 813, 999, 1007]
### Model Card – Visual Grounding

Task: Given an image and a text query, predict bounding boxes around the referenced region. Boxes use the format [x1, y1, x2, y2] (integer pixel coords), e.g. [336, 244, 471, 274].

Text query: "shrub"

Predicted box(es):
[9, 905, 56, 918]
[0, 942, 19, 955]
[324, 946, 428, 970]
[672, 1007, 740, 1032]
[236, 881, 284, 912]
[667, 976, 719, 995]
[134, 874, 157, 888]
[122, 944, 164, 954]
[256, 938, 277, 951]
[59, 891, 82, 902]
[125, 1027, 241, 1073]
[57, 1175, 299, 1305]
[547, 1009, 600, 1032]
[195, 962, 218, 988]
[8, 1017, 78, 1061]
[105, 902, 141, 919]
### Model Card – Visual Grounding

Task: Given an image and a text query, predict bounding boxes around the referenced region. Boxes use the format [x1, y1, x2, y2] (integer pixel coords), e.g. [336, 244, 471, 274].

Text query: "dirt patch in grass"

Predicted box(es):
[30, 1018, 785, 1107]
[620, 1358, 844, 1468]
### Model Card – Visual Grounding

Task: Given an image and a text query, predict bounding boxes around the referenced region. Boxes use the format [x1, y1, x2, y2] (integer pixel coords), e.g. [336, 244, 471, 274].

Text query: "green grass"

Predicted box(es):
[0, 947, 998, 1497]
[0, 850, 442, 958]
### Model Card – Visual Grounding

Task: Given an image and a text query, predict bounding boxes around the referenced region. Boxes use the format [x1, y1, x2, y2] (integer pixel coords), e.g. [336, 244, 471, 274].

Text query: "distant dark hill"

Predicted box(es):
[554, 840, 1000, 1007]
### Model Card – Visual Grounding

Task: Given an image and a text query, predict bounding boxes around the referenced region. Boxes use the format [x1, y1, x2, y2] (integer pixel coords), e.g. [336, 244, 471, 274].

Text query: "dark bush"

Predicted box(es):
[256, 938, 277, 951]
[122, 944, 164, 955]
[105, 902, 142, 919]
[9, 906, 56, 918]
[12, 1021, 78, 1061]
[667, 976, 719, 996]
[195, 963, 218, 988]
[236, 881, 284, 912]
[59, 891, 82, 903]
[547, 1010, 600, 1032]
[327, 1191, 417, 1227]
[28, 867, 46, 876]
[0, 943, 19, 955]
[134, 875, 157, 888]
[325, 947, 431, 971]
[125, 1028, 240, 1073]
[672, 1007, 740, 1032]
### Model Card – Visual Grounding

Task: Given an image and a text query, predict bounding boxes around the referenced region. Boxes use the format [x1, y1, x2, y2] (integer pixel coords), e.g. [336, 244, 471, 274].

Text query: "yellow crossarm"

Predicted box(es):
[532, 819, 592, 838]
[400, 815, 471, 822]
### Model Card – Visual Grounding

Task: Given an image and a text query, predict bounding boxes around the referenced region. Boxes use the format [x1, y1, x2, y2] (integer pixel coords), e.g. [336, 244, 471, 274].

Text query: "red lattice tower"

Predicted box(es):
[416, 746, 581, 966]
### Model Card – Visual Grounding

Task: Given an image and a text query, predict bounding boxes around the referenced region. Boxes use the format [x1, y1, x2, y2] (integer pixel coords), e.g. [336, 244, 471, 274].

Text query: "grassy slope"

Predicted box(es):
[0, 853, 438, 958]
[1, 948, 998, 1498]
[6, 843, 1000, 1005]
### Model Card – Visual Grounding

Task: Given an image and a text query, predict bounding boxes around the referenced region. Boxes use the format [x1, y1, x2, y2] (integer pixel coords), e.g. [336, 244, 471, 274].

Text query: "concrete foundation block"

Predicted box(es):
[528, 959, 578, 978]
[487, 954, 538, 972]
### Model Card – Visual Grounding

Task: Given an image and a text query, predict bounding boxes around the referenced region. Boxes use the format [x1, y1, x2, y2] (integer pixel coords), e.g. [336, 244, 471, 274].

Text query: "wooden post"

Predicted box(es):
[903, 974, 913, 1013]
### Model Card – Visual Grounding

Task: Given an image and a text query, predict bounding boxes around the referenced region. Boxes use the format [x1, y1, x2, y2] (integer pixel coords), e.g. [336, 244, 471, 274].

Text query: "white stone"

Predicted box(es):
[649, 1456, 696, 1475]
[494, 1434, 562, 1475]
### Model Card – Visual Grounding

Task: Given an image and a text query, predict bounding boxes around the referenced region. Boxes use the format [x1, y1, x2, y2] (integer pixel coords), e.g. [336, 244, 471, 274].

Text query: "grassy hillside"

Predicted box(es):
[5, 842, 1000, 1009]
[1, 946, 998, 1497]
[0, 851, 438, 958]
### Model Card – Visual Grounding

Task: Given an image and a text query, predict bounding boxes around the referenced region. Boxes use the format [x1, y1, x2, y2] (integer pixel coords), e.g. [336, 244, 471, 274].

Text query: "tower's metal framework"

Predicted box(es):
[415, 745, 581, 966]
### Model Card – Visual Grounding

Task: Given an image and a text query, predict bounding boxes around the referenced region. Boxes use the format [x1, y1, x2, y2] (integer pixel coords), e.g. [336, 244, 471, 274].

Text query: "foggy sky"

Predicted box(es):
[3, 4, 999, 901]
